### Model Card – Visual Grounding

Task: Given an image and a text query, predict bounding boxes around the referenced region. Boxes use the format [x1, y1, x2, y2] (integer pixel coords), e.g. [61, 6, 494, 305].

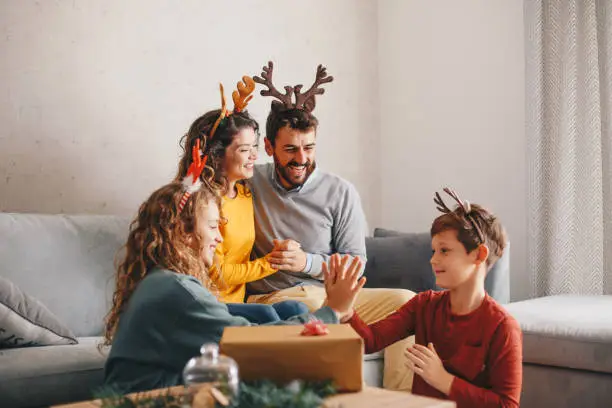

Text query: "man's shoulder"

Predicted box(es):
[315, 168, 357, 194]
[250, 163, 273, 188]
[253, 162, 273, 177]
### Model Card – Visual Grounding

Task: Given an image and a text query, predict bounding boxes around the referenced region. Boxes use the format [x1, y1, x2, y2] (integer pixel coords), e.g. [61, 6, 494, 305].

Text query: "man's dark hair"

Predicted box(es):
[265, 108, 318, 145]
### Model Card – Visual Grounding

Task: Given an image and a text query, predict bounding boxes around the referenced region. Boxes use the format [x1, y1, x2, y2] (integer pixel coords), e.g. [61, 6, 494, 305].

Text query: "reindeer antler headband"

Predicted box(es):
[178, 76, 256, 213]
[434, 187, 485, 244]
[253, 61, 333, 113]
[209, 76, 255, 139]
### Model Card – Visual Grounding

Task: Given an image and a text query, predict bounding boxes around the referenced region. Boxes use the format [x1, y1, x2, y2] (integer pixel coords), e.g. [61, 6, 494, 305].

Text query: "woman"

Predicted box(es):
[175, 78, 308, 323]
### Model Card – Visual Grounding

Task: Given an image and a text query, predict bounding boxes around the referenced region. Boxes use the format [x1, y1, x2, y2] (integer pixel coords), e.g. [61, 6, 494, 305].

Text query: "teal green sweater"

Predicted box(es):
[104, 268, 338, 393]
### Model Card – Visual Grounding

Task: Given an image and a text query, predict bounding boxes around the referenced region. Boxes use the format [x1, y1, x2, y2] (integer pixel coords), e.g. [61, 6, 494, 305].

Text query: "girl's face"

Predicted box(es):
[196, 199, 223, 267]
[430, 229, 482, 290]
[222, 127, 258, 182]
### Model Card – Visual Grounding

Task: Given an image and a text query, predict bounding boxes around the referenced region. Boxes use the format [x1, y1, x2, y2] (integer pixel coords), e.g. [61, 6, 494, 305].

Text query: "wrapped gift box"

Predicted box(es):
[219, 323, 363, 391]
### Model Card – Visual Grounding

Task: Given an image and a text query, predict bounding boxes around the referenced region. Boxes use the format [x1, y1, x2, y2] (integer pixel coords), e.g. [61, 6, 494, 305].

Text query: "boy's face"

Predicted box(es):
[430, 229, 482, 289]
[196, 199, 223, 267]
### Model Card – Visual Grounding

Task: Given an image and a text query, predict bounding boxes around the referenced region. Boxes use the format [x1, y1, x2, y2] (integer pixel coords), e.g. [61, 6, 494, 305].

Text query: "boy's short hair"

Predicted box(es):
[431, 203, 507, 270]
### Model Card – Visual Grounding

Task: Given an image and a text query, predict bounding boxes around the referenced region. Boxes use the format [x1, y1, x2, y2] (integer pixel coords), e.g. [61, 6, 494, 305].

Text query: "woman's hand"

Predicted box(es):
[322, 254, 366, 321]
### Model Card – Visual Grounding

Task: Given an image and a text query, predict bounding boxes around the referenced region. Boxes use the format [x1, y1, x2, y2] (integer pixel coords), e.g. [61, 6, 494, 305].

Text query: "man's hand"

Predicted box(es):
[266, 239, 307, 272]
[322, 254, 366, 321]
[405, 343, 454, 395]
[272, 239, 301, 251]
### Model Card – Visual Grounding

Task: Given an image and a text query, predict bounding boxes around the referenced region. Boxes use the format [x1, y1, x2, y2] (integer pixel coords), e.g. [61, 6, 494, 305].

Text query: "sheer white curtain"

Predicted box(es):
[526, 0, 611, 296]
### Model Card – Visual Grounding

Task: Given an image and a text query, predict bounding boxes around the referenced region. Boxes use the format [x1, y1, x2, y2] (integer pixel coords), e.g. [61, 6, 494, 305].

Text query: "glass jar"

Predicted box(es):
[183, 343, 239, 404]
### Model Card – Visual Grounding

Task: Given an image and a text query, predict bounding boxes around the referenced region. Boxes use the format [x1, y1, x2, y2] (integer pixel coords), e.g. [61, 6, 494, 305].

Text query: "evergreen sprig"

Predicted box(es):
[95, 384, 187, 408]
[96, 379, 336, 408]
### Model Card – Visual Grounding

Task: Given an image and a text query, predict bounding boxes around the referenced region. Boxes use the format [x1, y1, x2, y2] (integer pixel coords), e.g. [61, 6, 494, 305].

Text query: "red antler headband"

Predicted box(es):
[178, 76, 256, 213]
[433, 187, 485, 244]
[178, 138, 205, 212]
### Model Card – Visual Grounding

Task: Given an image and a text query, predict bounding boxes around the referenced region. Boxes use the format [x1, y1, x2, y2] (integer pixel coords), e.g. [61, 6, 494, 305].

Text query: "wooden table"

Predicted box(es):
[53, 385, 456, 408]
[322, 387, 456, 407]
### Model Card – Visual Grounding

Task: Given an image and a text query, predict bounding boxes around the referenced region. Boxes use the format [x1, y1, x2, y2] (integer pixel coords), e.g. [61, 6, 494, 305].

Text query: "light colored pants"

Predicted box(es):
[247, 286, 416, 391]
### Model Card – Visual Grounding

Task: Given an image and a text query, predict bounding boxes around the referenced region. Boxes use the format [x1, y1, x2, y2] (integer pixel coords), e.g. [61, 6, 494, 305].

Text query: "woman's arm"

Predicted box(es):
[209, 241, 278, 286]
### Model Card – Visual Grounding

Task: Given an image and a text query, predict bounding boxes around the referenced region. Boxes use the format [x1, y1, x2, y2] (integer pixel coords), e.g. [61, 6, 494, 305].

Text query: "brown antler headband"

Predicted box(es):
[253, 61, 334, 113]
[434, 187, 485, 244]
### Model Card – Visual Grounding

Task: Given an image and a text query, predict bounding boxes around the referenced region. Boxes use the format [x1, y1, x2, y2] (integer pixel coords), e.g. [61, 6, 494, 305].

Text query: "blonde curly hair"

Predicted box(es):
[102, 181, 221, 346]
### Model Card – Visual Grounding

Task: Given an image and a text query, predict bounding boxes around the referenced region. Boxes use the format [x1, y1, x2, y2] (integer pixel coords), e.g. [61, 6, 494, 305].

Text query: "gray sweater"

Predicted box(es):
[247, 163, 367, 294]
[104, 268, 338, 393]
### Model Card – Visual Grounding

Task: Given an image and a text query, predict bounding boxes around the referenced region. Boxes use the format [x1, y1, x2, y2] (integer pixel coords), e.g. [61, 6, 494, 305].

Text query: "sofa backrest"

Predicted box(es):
[0, 213, 131, 337]
[364, 228, 510, 304]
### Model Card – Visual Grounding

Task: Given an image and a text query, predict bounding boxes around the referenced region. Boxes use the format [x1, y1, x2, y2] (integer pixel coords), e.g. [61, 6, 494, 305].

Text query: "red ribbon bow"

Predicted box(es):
[300, 319, 329, 336]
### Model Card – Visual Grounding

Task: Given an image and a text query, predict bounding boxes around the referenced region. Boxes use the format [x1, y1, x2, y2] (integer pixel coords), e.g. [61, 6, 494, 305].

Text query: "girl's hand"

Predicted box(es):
[322, 254, 366, 321]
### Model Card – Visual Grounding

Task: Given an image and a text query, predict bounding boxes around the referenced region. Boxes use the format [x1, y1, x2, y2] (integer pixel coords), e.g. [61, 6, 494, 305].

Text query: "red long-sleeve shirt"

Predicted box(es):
[349, 290, 522, 408]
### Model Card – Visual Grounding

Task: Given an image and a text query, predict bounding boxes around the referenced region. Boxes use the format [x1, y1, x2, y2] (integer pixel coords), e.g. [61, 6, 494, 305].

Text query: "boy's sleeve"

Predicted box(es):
[348, 293, 420, 354]
[448, 316, 523, 408]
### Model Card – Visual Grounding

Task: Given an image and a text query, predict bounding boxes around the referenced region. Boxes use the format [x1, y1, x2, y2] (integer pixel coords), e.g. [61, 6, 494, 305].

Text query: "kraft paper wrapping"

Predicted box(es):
[219, 324, 363, 392]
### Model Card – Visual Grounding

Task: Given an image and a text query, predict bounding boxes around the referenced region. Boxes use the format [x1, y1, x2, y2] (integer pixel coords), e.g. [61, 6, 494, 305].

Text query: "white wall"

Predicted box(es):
[0, 0, 381, 225]
[1, 1, 528, 300]
[378, 0, 528, 300]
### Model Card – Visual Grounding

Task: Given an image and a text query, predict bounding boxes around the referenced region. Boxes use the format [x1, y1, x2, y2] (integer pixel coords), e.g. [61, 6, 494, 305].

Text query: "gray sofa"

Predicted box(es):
[504, 295, 612, 408]
[0, 213, 511, 408]
[0, 213, 128, 408]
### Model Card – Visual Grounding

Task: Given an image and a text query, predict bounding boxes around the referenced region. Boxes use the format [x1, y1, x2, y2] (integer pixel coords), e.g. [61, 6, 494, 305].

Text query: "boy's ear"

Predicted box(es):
[476, 244, 489, 265]
[264, 137, 274, 157]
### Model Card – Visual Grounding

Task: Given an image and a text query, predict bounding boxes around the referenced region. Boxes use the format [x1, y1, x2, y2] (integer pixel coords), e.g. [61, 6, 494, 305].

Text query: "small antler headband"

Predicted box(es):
[253, 61, 333, 113]
[178, 138, 206, 212]
[434, 187, 485, 244]
[179, 76, 256, 213]
[209, 76, 256, 140]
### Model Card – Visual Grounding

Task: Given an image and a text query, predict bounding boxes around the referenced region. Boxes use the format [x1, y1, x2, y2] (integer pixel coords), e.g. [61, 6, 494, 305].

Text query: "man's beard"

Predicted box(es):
[273, 153, 316, 190]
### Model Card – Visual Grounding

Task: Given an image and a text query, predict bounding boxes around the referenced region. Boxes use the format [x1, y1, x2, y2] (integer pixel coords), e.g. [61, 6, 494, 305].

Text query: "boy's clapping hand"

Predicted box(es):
[405, 343, 454, 395]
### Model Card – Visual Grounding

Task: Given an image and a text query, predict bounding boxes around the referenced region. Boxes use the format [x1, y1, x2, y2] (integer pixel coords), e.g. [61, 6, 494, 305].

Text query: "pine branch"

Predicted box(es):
[96, 380, 336, 408]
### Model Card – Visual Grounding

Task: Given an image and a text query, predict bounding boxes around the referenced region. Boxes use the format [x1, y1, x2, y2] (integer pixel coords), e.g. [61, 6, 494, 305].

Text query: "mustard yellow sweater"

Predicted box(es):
[209, 183, 277, 303]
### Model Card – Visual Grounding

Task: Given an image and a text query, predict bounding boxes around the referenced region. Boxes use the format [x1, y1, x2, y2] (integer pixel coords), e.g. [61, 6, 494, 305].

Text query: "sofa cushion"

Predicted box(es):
[505, 295, 612, 374]
[0, 276, 77, 349]
[364, 233, 437, 293]
[363, 351, 384, 388]
[0, 337, 109, 408]
[0, 213, 130, 337]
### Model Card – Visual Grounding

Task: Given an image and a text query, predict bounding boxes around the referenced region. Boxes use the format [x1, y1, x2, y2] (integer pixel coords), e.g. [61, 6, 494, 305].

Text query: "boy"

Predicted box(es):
[330, 188, 522, 408]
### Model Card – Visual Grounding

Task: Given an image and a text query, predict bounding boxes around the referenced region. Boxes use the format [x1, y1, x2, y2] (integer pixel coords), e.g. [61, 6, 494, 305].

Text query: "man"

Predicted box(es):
[246, 62, 415, 391]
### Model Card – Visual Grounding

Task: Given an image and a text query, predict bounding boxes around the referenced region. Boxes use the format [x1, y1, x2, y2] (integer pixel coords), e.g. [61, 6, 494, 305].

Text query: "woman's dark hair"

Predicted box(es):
[176, 109, 259, 193]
